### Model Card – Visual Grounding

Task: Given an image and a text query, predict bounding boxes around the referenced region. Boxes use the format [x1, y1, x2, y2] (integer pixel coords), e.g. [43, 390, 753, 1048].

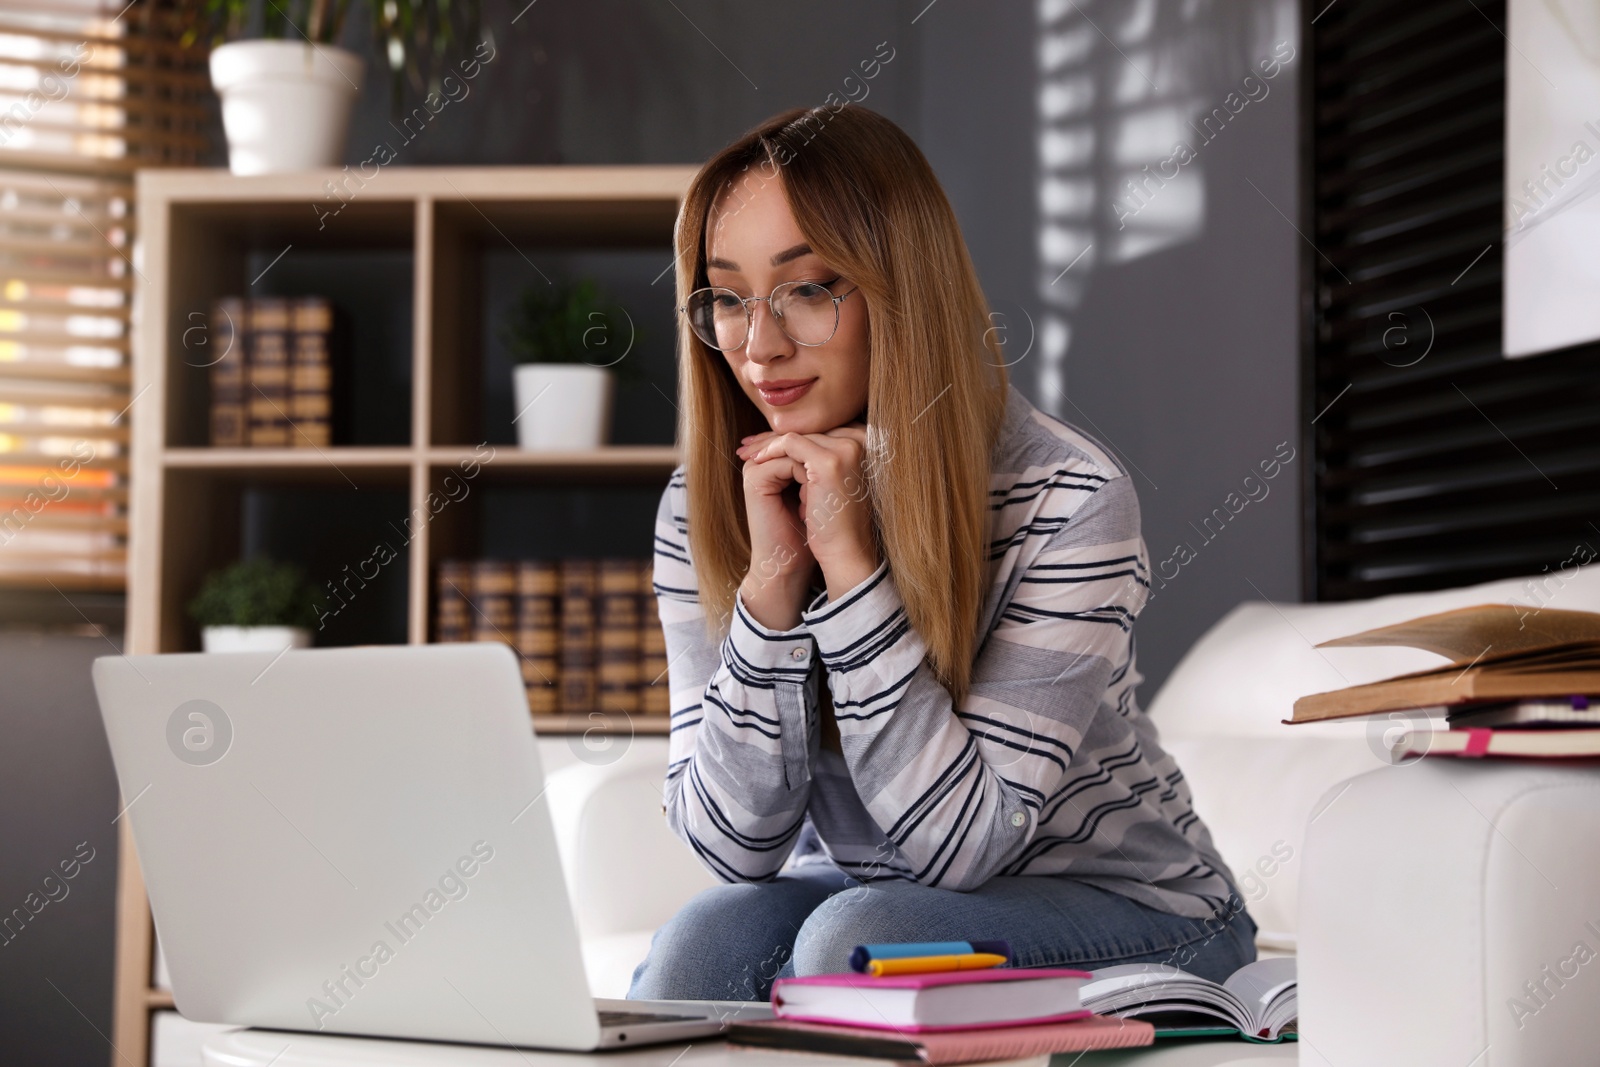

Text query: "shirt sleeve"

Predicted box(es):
[652, 470, 820, 883]
[802, 472, 1149, 891]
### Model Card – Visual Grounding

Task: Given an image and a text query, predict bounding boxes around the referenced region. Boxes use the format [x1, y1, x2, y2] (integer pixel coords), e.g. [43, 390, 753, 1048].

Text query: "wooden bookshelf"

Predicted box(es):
[115, 165, 697, 1067]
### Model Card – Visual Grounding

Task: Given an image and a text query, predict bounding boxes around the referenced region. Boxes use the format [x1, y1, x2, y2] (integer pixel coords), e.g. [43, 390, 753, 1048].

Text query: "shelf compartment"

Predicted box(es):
[425, 200, 682, 449]
[476, 247, 682, 450]
[158, 468, 412, 652]
[461, 482, 665, 561]
[158, 199, 415, 450]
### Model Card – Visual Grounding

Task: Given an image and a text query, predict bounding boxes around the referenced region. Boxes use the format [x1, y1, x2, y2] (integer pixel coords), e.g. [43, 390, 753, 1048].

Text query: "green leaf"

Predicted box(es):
[500, 277, 646, 381]
[187, 557, 322, 630]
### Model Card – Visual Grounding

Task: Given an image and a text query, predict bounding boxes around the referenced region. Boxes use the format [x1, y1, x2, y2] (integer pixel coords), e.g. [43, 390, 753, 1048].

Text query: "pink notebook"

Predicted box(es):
[771, 967, 1093, 1032]
[729, 1015, 1156, 1064]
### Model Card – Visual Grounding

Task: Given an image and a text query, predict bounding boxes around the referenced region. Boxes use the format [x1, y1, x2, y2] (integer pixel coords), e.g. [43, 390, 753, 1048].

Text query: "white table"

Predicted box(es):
[201, 1027, 1298, 1067]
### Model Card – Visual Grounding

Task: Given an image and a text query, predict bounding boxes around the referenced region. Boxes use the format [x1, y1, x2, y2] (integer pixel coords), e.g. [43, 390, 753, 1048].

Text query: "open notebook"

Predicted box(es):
[1078, 958, 1297, 1042]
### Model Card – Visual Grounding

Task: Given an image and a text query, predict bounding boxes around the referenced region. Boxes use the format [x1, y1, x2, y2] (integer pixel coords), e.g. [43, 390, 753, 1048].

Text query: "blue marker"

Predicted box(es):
[849, 939, 1011, 973]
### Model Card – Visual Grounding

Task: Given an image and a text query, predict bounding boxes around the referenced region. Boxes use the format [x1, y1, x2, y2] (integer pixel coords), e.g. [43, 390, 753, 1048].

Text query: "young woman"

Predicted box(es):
[628, 104, 1255, 1002]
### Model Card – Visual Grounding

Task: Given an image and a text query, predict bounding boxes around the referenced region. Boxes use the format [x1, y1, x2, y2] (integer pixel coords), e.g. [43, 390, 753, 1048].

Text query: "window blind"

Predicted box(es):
[1305, 0, 1600, 601]
[0, 1, 208, 593]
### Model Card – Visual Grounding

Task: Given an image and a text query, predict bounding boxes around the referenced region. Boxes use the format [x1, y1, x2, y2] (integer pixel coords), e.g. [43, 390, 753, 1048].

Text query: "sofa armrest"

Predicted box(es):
[542, 738, 718, 943]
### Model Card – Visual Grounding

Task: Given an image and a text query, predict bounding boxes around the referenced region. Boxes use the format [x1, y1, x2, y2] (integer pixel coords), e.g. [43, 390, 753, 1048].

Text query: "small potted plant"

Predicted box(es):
[502, 278, 638, 451]
[184, 0, 481, 174]
[188, 558, 319, 653]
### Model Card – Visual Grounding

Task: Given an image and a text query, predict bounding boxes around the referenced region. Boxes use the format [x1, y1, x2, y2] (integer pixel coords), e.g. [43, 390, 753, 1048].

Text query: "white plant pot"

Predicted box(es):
[209, 40, 364, 175]
[513, 364, 615, 450]
[201, 625, 312, 654]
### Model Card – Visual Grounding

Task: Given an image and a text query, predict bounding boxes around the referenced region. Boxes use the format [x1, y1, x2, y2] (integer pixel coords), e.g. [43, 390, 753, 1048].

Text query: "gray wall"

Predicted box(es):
[189, 0, 1305, 696]
[324, 0, 1306, 696]
[0, 633, 122, 1067]
[1019, 1, 1305, 690]
[329, 0, 1300, 696]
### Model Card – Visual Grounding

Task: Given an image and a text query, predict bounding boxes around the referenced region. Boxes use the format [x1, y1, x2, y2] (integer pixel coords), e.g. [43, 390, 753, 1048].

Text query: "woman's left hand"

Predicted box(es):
[736, 423, 881, 600]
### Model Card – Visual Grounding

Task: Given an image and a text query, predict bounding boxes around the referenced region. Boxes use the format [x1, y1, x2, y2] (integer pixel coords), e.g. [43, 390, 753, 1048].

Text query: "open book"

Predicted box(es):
[1289, 604, 1600, 724]
[1078, 958, 1297, 1042]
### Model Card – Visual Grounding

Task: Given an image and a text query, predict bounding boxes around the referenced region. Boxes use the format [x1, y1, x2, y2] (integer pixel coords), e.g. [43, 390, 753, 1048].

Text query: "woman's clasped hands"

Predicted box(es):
[734, 422, 881, 629]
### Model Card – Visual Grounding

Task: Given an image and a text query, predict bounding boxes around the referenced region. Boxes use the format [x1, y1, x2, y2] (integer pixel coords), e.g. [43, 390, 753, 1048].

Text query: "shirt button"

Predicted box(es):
[790, 646, 809, 661]
[1010, 811, 1026, 827]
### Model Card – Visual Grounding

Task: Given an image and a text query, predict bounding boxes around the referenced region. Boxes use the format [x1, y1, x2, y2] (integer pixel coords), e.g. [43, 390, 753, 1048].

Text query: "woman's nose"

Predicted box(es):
[744, 299, 793, 365]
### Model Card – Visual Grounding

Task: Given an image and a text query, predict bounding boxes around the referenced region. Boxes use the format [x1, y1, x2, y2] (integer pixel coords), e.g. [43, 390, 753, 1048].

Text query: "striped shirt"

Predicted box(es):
[653, 384, 1241, 919]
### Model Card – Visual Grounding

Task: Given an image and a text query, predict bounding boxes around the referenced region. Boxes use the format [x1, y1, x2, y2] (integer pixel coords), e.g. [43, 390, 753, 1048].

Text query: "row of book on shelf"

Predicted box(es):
[435, 558, 669, 718]
[209, 295, 340, 448]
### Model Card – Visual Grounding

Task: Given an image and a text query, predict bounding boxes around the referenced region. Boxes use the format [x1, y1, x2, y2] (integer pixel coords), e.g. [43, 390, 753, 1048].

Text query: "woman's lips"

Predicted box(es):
[754, 378, 817, 407]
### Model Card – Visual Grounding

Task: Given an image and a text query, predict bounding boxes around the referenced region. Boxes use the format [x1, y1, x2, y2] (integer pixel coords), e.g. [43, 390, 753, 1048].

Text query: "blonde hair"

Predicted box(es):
[673, 104, 1008, 705]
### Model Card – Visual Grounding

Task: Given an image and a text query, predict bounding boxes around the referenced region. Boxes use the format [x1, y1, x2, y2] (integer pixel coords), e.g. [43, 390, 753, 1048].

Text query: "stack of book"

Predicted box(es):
[435, 558, 668, 719]
[209, 295, 338, 448]
[1290, 604, 1600, 758]
[727, 941, 1157, 1063]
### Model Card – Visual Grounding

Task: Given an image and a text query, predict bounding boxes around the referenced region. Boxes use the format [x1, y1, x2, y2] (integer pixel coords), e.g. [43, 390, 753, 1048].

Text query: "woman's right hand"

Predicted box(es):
[737, 447, 815, 630]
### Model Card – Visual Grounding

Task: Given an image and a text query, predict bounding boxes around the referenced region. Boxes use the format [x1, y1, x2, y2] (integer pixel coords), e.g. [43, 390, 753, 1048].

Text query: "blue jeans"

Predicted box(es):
[626, 864, 1258, 1002]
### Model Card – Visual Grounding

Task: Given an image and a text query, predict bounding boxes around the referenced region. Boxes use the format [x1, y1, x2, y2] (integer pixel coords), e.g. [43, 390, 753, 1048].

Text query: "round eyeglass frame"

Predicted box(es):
[677, 279, 859, 352]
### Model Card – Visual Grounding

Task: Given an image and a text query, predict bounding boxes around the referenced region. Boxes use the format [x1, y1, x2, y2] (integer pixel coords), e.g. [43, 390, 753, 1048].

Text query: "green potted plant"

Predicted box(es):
[188, 558, 320, 653]
[502, 278, 638, 451]
[183, 0, 483, 174]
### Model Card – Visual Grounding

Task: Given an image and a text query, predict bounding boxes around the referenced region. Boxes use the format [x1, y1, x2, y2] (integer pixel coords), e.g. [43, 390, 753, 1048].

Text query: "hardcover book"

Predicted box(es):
[639, 560, 670, 714]
[246, 296, 292, 447]
[516, 560, 561, 715]
[289, 296, 333, 448]
[558, 560, 599, 716]
[597, 559, 641, 716]
[208, 296, 246, 447]
[770, 967, 1092, 1031]
[469, 560, 515, 645]
[1290, 605, 1600, 724]
[435, 560, 472, 643]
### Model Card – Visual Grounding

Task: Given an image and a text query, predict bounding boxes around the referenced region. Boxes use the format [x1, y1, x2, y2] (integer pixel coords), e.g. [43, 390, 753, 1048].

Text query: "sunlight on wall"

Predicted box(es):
[1035, 0, 1289, 410]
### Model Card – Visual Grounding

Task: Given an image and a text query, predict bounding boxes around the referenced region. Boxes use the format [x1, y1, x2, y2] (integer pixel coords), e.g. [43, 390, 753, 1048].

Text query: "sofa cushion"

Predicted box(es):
[1144, 562, 1600, 945]
[1161, 735, 1373, 947]
[543, 737, 718, 996]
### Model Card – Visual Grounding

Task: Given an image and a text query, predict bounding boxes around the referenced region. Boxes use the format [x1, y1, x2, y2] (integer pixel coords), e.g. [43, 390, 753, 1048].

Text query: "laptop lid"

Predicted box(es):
[93, 642, 604, 1050]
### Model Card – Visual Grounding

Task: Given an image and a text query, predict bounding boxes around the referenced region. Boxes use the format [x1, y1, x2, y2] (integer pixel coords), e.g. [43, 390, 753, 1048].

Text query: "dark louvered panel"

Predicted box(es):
[1306, 0, 1600, 602]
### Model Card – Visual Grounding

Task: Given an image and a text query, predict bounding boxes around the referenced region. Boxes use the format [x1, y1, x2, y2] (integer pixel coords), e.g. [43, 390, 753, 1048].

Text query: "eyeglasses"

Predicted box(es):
[678, 278, 858, 352]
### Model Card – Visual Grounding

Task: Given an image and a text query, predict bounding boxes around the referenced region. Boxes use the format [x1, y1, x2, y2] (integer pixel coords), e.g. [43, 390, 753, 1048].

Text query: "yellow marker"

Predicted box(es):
[867, 952, 1007, 976]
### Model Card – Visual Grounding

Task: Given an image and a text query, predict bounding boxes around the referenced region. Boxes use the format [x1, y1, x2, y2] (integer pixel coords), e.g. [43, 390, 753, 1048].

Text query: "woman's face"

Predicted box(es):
[703, 174, 870, 435]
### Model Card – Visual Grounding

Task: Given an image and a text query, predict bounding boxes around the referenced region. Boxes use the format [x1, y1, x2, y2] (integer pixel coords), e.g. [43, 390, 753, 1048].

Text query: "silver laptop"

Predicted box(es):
[92, 642, 768, 1050]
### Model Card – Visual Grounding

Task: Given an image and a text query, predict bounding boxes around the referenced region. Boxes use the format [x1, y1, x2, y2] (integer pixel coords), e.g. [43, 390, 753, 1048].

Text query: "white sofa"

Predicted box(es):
[545, 564, 1600, 1040]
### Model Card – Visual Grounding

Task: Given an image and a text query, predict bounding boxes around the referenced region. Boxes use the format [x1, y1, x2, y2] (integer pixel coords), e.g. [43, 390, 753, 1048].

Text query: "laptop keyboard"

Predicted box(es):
[598, 1009, 707, 1027]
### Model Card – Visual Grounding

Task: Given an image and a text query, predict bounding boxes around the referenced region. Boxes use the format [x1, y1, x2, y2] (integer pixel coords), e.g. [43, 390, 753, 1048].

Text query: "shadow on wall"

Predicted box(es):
[1033, 0, 1291, 403]
[1025, 0, 1304, 695]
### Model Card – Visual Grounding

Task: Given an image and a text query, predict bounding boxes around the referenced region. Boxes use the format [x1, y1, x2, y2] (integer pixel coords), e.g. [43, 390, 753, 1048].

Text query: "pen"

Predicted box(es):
[849, 939, 1011, 972]
[867, 952, 1008, 976]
